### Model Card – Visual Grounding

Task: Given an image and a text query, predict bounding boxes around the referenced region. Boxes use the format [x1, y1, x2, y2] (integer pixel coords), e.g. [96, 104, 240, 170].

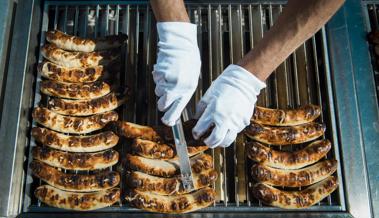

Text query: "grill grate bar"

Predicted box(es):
[22, 2, 345, 213]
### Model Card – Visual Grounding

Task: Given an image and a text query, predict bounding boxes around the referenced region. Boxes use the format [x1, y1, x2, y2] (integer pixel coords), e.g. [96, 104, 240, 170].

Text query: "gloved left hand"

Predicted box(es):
[153, 22, 201, 126]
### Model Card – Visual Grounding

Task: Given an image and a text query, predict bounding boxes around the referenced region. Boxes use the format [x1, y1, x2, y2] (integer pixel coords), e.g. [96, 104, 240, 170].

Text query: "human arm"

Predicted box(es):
[239, 0, 345, 81]
[150, 0, 201, 126]
[193, 0, 345, 147]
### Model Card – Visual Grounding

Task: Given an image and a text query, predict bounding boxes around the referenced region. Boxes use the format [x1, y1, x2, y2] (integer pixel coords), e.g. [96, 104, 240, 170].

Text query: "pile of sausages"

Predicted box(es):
[114, 120, 218, 214]
[245, 105, 339, 209]
[29, 30, 127, 211]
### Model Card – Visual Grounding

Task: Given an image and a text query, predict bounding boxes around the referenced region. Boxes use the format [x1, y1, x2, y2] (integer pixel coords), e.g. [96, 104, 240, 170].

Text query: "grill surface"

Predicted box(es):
[22, 1, 345, 213]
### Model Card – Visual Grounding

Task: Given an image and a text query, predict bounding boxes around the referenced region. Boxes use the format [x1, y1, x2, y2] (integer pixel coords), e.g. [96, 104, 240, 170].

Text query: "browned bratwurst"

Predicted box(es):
[126, 169, 217, 195]
[131, 138, 208, 160]
[246, 140, 331, 169]
[32, 127, 118, 152]
[35, 185, 120, 211]
[126, 153, 213, 178]
[30, 160, 120, 192]
[39, 61, 103, 83]
[46, 30, 127, 52]
[41, 44, 119, 68]
[245, 122, 325, 145]
[125, 187, 215, 214]
[40, 80, 111, 100]
[32, 146, 119, 170]
[47, 92, 126, 116]
[32, 107, 118, 134]
[251, 159, 337, 187]
[252, 176, 338, 209]
[252, 104, 321, 126]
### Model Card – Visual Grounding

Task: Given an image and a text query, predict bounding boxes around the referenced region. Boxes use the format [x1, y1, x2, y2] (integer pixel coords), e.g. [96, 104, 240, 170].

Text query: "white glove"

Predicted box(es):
[192, 64, 266, 148]
[153, 22, 201, 126]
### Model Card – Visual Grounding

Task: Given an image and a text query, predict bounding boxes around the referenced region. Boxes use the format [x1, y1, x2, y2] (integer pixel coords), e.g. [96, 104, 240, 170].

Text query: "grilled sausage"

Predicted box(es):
[126, 169, 217, 195]
[38, 61, 103, 83]
[32, 107, 118, 134]
[252, 176, 338, 209]
[40, 80, 111, 100]
[46, 30, 127, 52]
[32, 146, 119, 170]
[246, 140, 331, 169]
[35, 185, 120, 211]
[251, 159, 337, 187]
[47, 92, 125, 116]
[31, 127, 118, 152]
[245, 122, 325, 145]
[126, 153, 213, 177]
[114, 120, 204, 144]
[252, 105, 321, 126]
[41, 44, 119, 68]
[113, 121, 161, 141]
[132, 138, 208, 160]
[126, 187, 215, 213]
[30, 160, 120, 192]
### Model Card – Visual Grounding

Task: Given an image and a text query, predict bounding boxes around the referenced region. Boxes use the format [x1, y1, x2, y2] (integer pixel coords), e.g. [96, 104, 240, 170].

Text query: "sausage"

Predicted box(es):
[113, 121, 161, 141]
[38, 61, 103, 83]
[40, 80, 111, 100]
[41, 44, 119, 68]
[126, 169, 217, 195]
[246, 140, 331, 169]
[126, 153, 213, 178]
[46, 30, 127, 52]
[32, 146, 119, 170]
[35, 185, 120, 211]
[114, 120, 205, 144]
[125, 187, 215, 213]
[251, 159, 337, 187]
[132, 138, 208, 160]
[32, 107, 118, 134]
[245, 122, 325, 145]
[31, 127, 118, 152]
[252, 105, 321, 126]
[47, 92, 125, 116]
[30, 160, 120, 192]
[252, 176, 338, 209]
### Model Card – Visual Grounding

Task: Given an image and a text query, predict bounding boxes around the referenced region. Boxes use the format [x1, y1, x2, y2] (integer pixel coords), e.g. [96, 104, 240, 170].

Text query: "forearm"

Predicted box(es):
[238, 0, 345, 81]
[150, 0, 189, 22]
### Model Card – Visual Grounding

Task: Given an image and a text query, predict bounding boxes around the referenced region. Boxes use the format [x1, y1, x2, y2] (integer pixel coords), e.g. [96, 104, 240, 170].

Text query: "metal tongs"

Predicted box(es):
[172, 118, 195, 192]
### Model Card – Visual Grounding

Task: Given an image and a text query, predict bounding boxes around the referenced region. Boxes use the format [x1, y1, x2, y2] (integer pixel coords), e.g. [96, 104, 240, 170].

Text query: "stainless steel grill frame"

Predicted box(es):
[0, 0, 376, 218]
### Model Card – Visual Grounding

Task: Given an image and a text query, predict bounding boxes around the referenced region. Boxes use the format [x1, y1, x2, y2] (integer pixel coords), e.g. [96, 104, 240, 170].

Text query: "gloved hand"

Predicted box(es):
[153, 22, 201, 126]
[192, 64, 266, 148]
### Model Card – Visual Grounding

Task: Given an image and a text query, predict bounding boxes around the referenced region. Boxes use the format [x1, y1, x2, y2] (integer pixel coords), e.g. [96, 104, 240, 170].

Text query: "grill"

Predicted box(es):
[0, 0, 377, 218]
[25, 0, 346, 212]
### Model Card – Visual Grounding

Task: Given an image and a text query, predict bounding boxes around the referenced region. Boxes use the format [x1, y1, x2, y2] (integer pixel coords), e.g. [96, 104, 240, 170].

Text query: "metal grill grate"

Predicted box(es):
[363, 2, 379, 105]
[22, 1, 345, 213]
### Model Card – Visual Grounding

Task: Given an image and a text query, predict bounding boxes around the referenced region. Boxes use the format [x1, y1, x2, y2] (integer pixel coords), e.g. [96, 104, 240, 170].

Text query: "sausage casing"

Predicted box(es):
[32, 146, 119, 170]
[245, 122, 325, 145]
[35, 185, 120, 211]
[252, 176, 338, 209]
[32, 127, 118, 152]
[125, 187, 215, 213]
[126, 169, 217, 195]
[30, 160, 120, 192]
[246, 140, 331, 169]
[252, 105, 321, 126]
[251, 160, 337, 187]
[32, 107, 118, 134]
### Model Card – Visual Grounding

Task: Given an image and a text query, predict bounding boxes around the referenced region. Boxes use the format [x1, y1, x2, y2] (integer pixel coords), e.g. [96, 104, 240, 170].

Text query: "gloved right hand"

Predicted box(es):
[153, 22, 201, 126]
[192, 64, 266, 148]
